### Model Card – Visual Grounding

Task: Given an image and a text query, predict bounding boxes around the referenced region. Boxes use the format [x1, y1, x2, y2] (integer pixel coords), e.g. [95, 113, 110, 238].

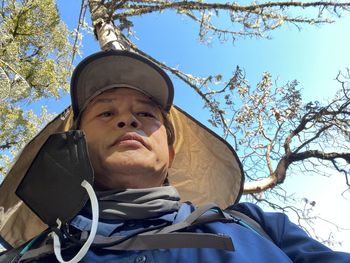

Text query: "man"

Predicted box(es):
[0, 50, 349, 262]
[79, 87, 175, 190]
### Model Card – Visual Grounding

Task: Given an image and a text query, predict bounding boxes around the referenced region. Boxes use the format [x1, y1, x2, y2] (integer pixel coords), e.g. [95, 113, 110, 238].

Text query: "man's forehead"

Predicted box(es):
[89, 88, 159, 108]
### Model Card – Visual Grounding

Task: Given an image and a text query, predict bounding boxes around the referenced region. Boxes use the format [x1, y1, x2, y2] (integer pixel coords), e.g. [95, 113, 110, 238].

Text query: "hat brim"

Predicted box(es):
[0, 106, 244, 248]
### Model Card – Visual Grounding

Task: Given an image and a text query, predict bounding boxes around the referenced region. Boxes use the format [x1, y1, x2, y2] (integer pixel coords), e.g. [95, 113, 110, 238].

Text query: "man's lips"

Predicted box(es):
[111, 132, 148, 149]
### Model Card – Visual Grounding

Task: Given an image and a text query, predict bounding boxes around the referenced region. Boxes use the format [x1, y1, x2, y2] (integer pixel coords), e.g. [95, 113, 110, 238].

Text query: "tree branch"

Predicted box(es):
[290, 150, 350, 164]
[115, 1, 350, 20]
[293, 124, 333, 154]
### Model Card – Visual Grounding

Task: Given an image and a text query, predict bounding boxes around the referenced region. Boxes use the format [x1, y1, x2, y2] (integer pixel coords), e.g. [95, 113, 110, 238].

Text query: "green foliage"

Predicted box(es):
[0, 0, 73, 178]
[0, 0, 72, 99]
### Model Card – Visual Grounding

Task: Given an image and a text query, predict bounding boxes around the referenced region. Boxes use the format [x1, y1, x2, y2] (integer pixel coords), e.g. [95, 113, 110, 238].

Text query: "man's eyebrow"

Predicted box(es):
[88, 98, 114, 108]
[135, 98, 160, 109]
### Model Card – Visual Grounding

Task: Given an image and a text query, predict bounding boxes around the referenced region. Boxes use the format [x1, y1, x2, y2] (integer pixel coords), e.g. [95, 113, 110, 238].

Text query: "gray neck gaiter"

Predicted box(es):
[88, 186, 181, 220]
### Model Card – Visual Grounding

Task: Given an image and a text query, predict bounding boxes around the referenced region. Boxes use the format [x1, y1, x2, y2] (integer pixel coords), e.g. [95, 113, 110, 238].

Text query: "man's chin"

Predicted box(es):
[107, 146, 149, 157]
[103, 160, 158, 175]
[95, 169, 164, 190]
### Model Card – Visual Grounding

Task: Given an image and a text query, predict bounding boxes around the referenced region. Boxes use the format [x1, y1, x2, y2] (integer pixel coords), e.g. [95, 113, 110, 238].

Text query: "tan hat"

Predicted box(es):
[0, 51, 244, 248]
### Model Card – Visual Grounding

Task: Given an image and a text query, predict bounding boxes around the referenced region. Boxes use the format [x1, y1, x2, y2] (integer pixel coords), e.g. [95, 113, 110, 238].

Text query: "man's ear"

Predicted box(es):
[168, 145, 175, 168]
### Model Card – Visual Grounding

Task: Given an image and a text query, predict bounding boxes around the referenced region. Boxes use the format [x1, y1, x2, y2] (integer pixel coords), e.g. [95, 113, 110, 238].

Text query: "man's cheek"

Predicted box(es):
[86, 141, 99, 162]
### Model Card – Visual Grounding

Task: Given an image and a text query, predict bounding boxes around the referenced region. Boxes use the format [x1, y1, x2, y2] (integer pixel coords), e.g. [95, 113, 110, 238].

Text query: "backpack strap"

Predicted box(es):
[157, 203, 224, 234]
[19, 232, 234, 262]
[0, 229, 52, 263]
[93, 232, 234, 251]
[224, 209, 273, 242]
[0, 242, 28, 263]
[0, 248, 20, 263]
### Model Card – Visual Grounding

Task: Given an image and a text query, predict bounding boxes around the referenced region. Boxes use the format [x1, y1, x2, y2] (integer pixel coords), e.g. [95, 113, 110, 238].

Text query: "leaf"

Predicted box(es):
[0, 67, 11, 101]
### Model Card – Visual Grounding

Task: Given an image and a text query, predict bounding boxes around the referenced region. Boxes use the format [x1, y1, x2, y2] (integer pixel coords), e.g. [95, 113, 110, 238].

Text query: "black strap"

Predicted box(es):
[157, 203, 223, 234]
[20, 232, 234, 261]
[19, 244, 73, 262]
[94, 232, 234, 251]
[0, 243, 27, 263]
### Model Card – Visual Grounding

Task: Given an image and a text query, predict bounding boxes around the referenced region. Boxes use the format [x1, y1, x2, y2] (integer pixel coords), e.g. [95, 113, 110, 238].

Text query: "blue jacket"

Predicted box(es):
[61, 202, 349, 263]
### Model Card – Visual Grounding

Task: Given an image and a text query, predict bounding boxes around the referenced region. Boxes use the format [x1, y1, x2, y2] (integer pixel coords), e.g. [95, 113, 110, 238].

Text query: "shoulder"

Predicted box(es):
[228, 202, 350, 263]
[228, 202, 284, 221]
[227, 202, 288, 229]
[226, 202, 287, 245]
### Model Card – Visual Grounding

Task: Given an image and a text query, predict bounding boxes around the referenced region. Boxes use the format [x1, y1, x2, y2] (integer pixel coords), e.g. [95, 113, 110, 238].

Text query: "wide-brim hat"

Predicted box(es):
[0, 50, 244, 248]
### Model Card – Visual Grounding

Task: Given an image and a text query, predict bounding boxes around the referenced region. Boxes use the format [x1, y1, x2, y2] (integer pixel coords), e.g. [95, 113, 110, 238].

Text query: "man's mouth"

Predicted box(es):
[112, 132, 147, 148]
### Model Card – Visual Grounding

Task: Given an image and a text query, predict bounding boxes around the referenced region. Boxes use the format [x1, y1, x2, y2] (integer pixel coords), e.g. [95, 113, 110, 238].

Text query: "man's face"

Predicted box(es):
[80, 88, 175, 190]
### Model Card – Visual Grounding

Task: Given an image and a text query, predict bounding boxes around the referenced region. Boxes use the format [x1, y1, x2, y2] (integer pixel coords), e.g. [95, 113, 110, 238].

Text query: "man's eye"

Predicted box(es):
[98, 111, 114, 118]
[138, 112, 156, 118]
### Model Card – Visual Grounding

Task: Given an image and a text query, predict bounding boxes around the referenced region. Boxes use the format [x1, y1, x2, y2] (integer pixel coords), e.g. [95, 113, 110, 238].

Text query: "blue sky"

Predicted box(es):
[54, 0, 350, 251]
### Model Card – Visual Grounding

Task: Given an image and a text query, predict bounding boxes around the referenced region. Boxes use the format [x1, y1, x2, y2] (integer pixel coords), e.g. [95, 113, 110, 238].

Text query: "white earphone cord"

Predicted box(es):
[52, 180, 99, 263]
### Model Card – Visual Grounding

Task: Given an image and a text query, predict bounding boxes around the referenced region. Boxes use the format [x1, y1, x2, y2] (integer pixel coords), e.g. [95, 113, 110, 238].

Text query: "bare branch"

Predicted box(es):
[71, 0, 88, 66]
[291, 150, 350, 164]
[114, 1, 350, 20]
[293, 124, 333, 154]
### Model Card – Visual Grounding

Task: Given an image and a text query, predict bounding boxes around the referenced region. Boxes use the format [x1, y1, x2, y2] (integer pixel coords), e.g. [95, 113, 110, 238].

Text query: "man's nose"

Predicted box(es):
[116, 113, 141, 129]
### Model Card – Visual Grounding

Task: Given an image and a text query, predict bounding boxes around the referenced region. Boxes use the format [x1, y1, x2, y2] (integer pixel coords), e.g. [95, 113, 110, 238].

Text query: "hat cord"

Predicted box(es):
[51, 180, 99, 263]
